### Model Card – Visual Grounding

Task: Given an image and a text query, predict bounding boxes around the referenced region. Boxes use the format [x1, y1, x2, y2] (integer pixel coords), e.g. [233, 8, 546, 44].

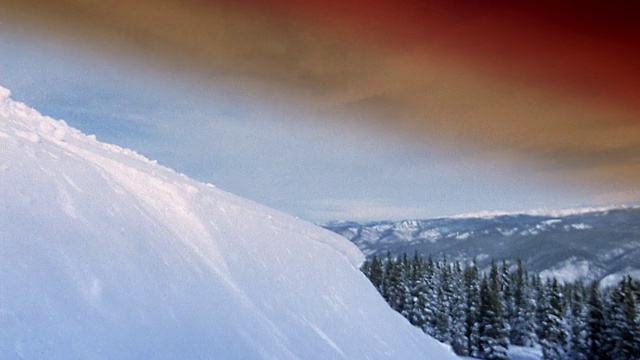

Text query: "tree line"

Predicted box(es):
[361, 252, 640, 359]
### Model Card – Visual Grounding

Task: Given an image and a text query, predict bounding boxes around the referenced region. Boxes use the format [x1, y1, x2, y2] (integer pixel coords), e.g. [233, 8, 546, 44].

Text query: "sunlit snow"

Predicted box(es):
[539, 258, 596, 284]
[0, 86, 457, 359]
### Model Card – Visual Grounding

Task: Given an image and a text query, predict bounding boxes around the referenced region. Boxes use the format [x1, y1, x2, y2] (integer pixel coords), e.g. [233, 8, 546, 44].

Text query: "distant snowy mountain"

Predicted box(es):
[0, 86, 457, 359]
[323, 206, 640, 284]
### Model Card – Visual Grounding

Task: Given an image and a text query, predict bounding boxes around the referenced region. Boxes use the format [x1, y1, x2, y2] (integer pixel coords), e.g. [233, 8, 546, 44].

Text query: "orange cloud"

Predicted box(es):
[1, 0, 639, 199]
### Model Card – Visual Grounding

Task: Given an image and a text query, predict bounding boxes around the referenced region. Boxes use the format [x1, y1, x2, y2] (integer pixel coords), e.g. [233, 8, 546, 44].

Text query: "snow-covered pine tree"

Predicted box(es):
[500, 260, 514, 340]
[585, 281, 606, 360]
[607, 277, 640, 359]
[407, 274, 430, 330]
[366, 255, 384, 293]
[620, 277, 640, 359]
[566, 281, 588, 360]
[421, 255, 439, 337]
[408, 251, 423, 287]
[478, 263, 510, 360]
[532, 273, 548, 341]
[449, 261, 469, 355]
[387, 256, 409, 313]
[405, 252, 428, 328]
[433, 257, 453, 343]
[510, 259, 537, 346]
[464, 261, 482, 358]
[361, 252, 640, 360]
[540, 279, 569, 360]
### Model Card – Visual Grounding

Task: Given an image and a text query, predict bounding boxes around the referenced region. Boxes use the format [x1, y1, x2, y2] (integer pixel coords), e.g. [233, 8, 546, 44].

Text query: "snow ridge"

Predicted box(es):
[450, 204, 640, 220]
[0, 85, 456, 359]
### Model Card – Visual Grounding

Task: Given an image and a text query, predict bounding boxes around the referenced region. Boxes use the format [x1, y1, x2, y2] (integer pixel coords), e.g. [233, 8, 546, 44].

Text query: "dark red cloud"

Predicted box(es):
[1, 0, 639, 196]
[223, 0, 640, 114]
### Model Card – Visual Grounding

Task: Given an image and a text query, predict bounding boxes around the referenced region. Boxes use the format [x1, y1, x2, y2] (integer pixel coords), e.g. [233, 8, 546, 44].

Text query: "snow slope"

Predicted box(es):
[0, 86, 456, 359]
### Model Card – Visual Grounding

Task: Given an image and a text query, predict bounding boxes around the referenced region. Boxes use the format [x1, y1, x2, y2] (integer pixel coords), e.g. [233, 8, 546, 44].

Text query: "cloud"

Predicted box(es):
[3, 0, 639, 198]
[2, 0, 639, 221]
[296, 198, 437, 222]
[590, 190, 640, 205]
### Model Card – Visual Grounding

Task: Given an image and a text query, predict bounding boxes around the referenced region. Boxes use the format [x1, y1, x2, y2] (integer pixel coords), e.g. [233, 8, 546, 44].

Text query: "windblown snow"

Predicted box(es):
[0, 86, 456, 359]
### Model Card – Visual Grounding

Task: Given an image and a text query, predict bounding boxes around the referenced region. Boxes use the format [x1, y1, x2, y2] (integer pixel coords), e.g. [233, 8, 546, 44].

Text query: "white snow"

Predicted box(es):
[508, 345, 542, 360]
[393, 220, 420, 240]
[0, 86, 457, 359]
[451, 204, 640, 219]
[497, 227, 518, 236]
[539, 257, 596, 283]
[419, 228, 442, 243]
[567, 223, 592, 230]
[476, 253, 490, 262]
[540, 219, 562, 226]
[600, 268, 640, 288]
[536, 219, 562, 231]
[460, 346, 542, 360]
[360, 223, 392, 244]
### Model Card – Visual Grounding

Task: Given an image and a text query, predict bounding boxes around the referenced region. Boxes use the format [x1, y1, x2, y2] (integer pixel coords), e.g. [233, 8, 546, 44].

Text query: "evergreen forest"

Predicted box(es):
[361, 252, 640, 359]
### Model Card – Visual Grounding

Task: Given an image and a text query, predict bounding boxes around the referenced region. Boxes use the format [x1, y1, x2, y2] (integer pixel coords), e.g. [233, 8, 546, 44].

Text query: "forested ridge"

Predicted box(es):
[361, 252, 640, 359]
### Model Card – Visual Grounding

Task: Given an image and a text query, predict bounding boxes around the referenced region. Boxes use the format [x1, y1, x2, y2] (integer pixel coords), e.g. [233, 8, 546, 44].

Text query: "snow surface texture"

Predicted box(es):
[0, 86, 457, 359]
[461, 346, 542, 360]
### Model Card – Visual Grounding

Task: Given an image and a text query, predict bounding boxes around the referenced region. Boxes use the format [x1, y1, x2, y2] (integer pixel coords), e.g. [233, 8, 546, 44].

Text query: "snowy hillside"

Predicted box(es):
[0, 86, 456, 359]
[323, 206, 640, 283]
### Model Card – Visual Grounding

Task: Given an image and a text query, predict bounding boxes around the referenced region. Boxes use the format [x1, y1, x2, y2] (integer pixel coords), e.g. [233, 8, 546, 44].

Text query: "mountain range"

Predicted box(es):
[322, 206, 640, 286]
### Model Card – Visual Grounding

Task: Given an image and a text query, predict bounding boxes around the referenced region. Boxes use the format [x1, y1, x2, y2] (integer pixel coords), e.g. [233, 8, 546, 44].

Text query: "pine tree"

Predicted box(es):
[365, 255, 384, 293]
[380, 251, 395, 303]
[510, 259, 537, 346]
[586, 281, 606, 360]
[386, 256, 409, 313]
[566, 281, 588, 360]
[405, 252, 428, 328]
[607, 277, 640, 359]
[421, 255, 439, 337]
[620, 278, 640, 359]
[532, 273, 548, 341]
[464, 261, 482, 357]
[433, 257, 453, 344]
[360, 253, 640, 360]
[478, 266, 510, 360]
[500, 261, 514, 336]
[540, 279, 569, 360]
[449, 261, 469, 355]
[407, 273, 430, 329]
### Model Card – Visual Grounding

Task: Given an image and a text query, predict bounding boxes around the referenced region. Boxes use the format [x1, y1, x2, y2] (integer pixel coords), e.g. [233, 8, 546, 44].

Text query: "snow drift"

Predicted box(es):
[0, 86, 456, 359]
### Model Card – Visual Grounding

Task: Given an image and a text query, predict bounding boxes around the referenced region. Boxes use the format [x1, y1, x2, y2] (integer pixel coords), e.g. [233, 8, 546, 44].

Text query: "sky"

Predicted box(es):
[1, 29, 614, 222]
